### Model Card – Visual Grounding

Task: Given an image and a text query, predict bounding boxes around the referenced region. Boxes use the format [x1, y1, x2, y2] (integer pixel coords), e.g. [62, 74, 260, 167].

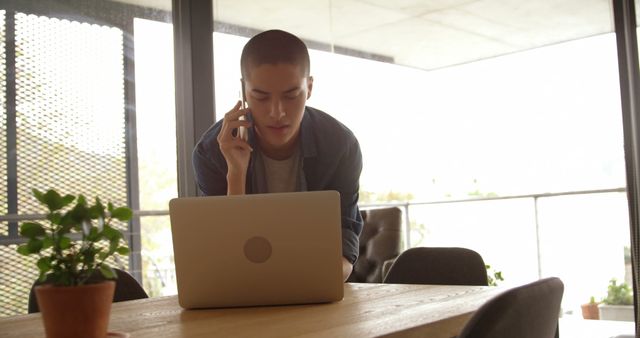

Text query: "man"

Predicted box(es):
[192, 29, 363, 281]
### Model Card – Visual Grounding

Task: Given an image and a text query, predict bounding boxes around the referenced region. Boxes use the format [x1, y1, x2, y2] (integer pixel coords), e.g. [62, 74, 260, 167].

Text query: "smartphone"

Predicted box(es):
[238, 79, 248, 142]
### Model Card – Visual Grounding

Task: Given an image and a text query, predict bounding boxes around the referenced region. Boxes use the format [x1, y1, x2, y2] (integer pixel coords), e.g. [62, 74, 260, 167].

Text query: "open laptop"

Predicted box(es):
[169, 190, 344, 309]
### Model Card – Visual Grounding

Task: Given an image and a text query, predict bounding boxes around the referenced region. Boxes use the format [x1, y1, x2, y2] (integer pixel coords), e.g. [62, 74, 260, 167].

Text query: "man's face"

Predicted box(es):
[243, 63, 313, 159]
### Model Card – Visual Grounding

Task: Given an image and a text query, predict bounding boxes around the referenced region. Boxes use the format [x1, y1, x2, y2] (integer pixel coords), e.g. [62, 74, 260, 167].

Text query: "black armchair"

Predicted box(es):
[458, 277, 564, 338]
[383, 247, 488, 286]
[347, 207, 402, 283]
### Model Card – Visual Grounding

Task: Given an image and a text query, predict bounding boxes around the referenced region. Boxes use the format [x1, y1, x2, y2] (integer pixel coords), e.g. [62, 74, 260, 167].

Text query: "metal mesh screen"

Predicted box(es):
[0, 244, 39, 316]
[0, 10, 7, 220]
[0, 12, 130, 316]
[14, 13, 127, 215]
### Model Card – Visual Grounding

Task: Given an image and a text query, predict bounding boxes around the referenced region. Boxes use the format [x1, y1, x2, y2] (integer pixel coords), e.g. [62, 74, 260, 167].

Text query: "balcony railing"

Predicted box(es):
[360, 187, 628, 275]
[1, 186, 627, 250]
[1, 186, 631, 315]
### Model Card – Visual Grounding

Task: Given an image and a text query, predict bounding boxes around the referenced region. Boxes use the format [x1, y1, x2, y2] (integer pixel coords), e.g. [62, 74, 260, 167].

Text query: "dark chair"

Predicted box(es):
[28, 268, 148, 313]
[383, 247, 488, 285]
[458, 277, 564, 338]
[347, 207, 402, 283]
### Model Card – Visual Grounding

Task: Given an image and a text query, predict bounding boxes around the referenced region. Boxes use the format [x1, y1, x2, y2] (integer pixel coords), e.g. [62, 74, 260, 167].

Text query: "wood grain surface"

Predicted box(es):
[0, 283, 505, 338]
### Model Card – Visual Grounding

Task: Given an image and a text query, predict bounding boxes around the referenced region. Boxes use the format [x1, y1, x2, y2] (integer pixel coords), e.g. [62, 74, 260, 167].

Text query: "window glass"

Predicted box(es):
[133, 17, 178, 297]
[212, 1, 631, 329]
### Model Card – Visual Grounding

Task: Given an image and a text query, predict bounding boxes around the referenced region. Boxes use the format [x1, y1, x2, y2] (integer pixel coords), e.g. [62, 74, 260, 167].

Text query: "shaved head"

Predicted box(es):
[240, 29, 310, 79]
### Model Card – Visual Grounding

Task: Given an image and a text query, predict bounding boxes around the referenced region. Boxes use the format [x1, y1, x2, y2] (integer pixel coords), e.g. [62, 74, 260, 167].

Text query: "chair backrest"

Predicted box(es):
[383, 247, 488, 285]
[28, 268, 148, 313]
[347, 207, 402, 283]
[458, 277, 564, 338]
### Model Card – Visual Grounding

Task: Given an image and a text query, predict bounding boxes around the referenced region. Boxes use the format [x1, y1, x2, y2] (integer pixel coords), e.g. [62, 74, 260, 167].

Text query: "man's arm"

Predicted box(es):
[193, 102, 252, 196]
[193, 129, 228, 196]
[334, 137, 364, 269]
[342, 257, 353, 282]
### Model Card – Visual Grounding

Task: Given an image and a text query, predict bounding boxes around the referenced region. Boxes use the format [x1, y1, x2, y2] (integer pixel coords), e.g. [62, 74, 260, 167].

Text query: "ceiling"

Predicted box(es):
[118, 0, 619, 71]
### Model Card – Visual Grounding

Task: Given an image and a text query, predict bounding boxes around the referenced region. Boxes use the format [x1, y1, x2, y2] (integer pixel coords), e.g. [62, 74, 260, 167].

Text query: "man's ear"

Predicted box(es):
[306, 76, 314, 99]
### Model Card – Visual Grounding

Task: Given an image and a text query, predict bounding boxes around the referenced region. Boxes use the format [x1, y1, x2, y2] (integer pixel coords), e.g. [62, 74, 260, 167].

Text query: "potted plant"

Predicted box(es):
[17, 189, 132, 338]
[485, 264, 504, 286]
[598, 278, 634, 321]
[581, 296, 599, 320]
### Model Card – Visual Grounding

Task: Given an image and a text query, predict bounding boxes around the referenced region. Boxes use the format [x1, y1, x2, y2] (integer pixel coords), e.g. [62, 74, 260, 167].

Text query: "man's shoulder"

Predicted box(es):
[304, 106, 357, 141]
[193, 119, 225, 164]
[196, 119, 223, 150]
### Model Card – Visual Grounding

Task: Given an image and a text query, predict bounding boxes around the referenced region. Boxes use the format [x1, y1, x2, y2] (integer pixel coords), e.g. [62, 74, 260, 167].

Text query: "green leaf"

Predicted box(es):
[42, 237, 53, 250]
[47, 212, 62, 225]
[68, 198, 89, 224]
[27, 239, 43, 253]
[93, 197, 105, 218]
[58, 224, 72, 236]
[99, 264, 116, 279]
[102, 225, 122, 241]
[107, 202, 114, 213]
[116, 246, 130, 255]
[85, 226, 100, 241]
[88, 205, 101, 219]
[111, 207, 132, 221]
[41, 189, 64, 211]
[61, 194, 75, 208]
[83, 251, 96, 266]
[59, 236, 71, 250]
[95, 247, 105, 260]
[109, 239, 120, 255]
[495, 271, 503, 281]
[19, 222, 46, 238]
[16, 244, 30, 256]
[54, 271, 72, 286]
[33, 189, 44, 204]
[34, 189, 74, 212]
[37, 257, 52, 273]
[59, 213, 75, 227]
[77, 195, 87, 206]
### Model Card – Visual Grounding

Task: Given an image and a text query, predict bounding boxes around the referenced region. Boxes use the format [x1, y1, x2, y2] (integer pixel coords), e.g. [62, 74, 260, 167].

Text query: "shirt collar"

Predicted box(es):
[299, 107, 317, 158]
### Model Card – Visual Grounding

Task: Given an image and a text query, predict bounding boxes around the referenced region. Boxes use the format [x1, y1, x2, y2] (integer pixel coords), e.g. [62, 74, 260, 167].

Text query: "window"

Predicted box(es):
[0, 0, 174, 316]
[0, 3, 634, 336]
[133, 17, 177, 297]
[211, 1, 631, 331]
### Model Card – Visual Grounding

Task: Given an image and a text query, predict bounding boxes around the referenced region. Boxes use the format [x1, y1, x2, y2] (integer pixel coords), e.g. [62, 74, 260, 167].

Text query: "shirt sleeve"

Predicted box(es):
[335, 137, 364, 264]
[192, 128, 228, 196]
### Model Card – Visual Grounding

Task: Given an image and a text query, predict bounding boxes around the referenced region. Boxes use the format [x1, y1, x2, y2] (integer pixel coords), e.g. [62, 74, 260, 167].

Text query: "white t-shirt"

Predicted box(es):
[255, 147, 302, 193]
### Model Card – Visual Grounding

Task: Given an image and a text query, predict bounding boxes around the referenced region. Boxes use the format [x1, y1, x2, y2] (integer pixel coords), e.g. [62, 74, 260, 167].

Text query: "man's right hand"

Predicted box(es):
[217, 101, 253, 195]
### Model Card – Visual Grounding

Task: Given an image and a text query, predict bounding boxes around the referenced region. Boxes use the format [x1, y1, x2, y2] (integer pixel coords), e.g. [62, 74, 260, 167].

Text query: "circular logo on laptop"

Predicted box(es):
[243, 236, 272, 263]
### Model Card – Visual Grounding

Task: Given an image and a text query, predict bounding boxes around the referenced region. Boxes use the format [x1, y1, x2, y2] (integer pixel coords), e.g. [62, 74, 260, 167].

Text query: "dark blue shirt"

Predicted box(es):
[192, 106, 363, 263]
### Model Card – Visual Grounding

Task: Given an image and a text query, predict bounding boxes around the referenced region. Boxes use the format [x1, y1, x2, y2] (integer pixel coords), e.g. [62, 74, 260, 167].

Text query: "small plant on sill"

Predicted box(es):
[485, 264, 504, 286]
[602, 278, 633, 306]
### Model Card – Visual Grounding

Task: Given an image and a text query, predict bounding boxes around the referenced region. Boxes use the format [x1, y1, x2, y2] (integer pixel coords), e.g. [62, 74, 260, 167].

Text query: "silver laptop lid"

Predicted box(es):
[169, 190, 344, 309]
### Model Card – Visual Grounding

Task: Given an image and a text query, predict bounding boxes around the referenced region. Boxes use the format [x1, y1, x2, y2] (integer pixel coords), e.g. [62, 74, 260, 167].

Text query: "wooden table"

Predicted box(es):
[0, 283, 505, 338]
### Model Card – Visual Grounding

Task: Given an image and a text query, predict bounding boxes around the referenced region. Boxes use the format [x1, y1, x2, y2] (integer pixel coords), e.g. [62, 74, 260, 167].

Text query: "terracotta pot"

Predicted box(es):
[35, 281, 115, 338]
[581, 302, 600, 320]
